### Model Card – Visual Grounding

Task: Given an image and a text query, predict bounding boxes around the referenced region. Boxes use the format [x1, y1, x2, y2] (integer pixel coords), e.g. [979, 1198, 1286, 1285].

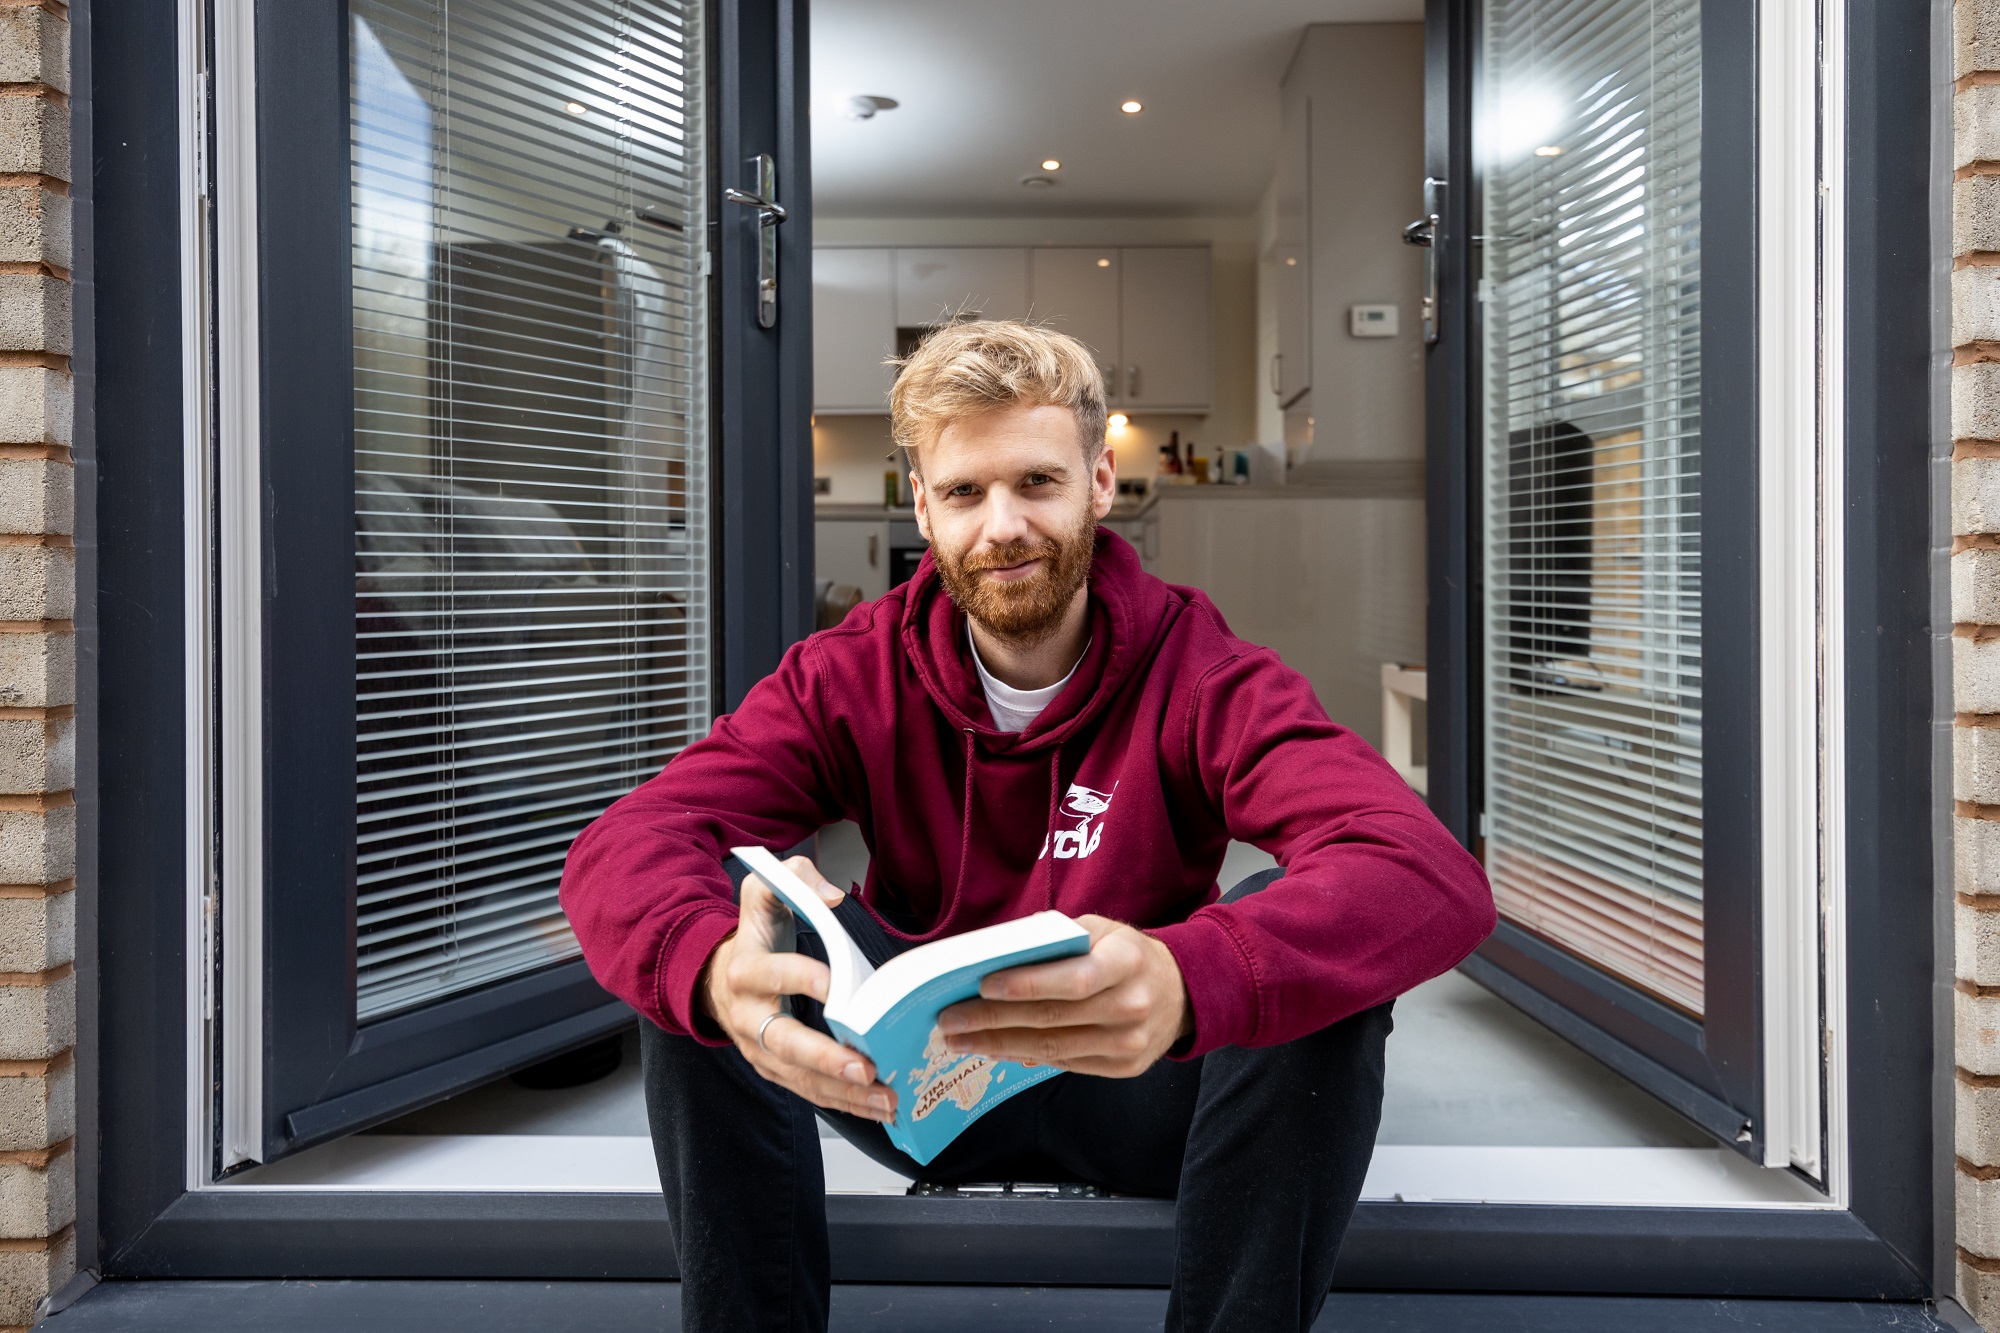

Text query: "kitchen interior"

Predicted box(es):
[237, 0, 1807, 1209]
[808, 8, 1426, 757]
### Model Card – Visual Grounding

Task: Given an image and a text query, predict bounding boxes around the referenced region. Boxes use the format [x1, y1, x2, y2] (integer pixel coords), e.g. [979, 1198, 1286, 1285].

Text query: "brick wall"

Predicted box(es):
[0, 1, 72, 1327]
[1964, 0, 2000, 1322]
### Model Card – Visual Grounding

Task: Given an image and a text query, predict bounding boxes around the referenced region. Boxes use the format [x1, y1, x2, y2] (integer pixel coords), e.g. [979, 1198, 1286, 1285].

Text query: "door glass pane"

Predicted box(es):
[1477, 0, 1703, 1012]
[350, 0, 710, 1020]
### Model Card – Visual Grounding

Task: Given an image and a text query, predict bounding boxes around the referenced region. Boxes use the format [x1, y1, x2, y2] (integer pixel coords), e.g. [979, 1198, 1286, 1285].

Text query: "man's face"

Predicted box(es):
[912, 404, 1116, 644]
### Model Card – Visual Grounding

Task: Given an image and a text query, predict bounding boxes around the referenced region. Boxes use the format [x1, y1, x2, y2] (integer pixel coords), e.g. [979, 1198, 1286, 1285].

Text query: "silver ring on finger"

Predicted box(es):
[756, 1011, 786, 1054]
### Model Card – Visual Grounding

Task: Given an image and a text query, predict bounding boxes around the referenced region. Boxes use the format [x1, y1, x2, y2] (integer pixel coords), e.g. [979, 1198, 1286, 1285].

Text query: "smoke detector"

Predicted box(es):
[846, 94, 900, 121]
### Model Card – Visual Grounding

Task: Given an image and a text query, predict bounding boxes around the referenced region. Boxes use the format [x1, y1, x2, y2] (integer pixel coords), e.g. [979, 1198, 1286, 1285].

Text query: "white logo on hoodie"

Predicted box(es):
[1040, 782, 1115, 861]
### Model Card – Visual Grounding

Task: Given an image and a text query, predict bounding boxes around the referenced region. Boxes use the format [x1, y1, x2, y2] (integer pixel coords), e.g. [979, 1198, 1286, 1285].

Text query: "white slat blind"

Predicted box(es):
[350, 0, 710, 1021]
[1477, 0, 1704, 1012]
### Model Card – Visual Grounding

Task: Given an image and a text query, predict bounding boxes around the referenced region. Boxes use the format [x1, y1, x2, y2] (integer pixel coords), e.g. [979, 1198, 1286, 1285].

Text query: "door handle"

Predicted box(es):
[724, 153, 787, 329]
[1270, 353, 1282, 395]
[1126, 365, 1141, 398]
[1401, 176, 1445, 346]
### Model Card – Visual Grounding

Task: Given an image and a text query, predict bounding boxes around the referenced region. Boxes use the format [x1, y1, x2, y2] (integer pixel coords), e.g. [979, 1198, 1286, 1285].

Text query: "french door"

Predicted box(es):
[201, 0, 811, 1170]
[1423, 0, 1808, 1171]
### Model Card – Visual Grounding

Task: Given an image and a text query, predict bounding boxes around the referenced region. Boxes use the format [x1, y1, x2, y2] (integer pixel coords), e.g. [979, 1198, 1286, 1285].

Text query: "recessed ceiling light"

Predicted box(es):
[1041, 159, 1062, 172]
[1120, 100, 1143, 114]
[1096, 257, 1111, 268]
[1285, 256, 1297, 266]
[1533, 144, 1563, 156]
[1020, 174, 1057, 188]
[1108, 413, 1130, 430]
[565, 101, 588, 116]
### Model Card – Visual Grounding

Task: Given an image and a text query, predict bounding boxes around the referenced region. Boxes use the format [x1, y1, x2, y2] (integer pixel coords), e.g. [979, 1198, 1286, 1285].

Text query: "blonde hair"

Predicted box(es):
[888, 319, 1108, 473]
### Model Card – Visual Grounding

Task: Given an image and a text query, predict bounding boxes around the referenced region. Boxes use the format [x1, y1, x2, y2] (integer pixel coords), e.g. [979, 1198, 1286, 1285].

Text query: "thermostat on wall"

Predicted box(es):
[1350, 304, 1399, 337]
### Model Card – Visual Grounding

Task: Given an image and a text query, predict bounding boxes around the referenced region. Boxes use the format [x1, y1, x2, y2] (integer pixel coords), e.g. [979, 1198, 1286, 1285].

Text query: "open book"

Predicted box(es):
[732, 846, 1091, 1166]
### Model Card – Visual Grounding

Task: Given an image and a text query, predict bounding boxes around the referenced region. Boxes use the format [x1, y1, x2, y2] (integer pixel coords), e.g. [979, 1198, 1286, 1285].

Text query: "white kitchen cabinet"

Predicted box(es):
[812, 243, 1212, 414]
[1274, 95, 1312, 408]
[1119, 246, 1211, 413]
[895, 248, 1030, 327]
[812, 248, 896, 413]
[1029, 248, 1123, 402]
[814, 516, 890, 601]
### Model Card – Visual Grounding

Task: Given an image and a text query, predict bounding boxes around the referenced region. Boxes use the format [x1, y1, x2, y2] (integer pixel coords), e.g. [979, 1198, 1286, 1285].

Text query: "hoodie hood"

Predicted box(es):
[900, 528, 1178, 753]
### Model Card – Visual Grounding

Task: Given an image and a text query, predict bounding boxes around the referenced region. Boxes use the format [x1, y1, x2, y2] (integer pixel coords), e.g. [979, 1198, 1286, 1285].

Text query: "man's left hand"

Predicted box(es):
[934, 916, 1191, 1077]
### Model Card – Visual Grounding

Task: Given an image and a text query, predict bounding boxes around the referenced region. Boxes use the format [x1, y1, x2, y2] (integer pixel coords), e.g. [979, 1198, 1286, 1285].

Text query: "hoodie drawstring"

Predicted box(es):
[951, 728, 978, 913]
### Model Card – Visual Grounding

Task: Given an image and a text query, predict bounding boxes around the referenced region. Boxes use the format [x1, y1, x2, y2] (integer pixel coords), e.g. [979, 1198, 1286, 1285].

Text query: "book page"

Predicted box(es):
[731, 845, 874, 1009]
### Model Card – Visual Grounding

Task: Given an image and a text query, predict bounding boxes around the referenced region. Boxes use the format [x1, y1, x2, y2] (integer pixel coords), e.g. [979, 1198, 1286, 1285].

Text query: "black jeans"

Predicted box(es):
[641, 869, 1393, 1332]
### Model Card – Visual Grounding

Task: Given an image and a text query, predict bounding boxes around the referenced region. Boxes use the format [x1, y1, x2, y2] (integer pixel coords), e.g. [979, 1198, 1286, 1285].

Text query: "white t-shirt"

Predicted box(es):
[968, 625, 1084, 733]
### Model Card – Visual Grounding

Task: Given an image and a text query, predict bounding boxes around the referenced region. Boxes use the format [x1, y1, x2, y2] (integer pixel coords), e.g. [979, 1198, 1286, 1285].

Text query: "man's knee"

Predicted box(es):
[1210, 1000, 1394, 1093]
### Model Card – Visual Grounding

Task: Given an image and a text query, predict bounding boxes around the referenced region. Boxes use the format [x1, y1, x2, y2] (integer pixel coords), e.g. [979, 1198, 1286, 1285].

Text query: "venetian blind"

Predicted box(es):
[1478, 0, 1704, 1013]
[350, 0, 710, 1021]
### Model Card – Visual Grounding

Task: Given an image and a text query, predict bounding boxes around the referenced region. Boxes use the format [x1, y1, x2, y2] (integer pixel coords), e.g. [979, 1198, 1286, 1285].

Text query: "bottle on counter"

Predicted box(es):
[1160, 430, 1183, 477]
[883, 467, 900, 508]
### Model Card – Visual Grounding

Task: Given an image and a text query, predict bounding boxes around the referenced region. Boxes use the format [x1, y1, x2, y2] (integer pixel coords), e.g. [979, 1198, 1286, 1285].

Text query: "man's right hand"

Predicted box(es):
[698, 856, 897, 1124]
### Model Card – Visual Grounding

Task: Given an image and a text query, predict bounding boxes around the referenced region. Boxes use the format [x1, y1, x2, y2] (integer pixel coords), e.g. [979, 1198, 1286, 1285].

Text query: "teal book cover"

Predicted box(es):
[732, 846, 1091, 1167]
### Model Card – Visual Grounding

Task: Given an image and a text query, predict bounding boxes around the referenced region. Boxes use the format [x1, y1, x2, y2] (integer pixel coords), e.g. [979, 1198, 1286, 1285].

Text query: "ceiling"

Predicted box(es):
[809, 0, 1424, 219]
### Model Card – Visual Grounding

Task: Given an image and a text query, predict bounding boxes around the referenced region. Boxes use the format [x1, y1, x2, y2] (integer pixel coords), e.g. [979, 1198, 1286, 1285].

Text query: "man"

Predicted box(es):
[561, 321, 1494, 1331]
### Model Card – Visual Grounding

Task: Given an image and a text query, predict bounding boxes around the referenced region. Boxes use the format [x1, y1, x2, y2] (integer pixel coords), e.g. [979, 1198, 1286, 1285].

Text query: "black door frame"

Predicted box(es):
[87, 0, 1940, 1299]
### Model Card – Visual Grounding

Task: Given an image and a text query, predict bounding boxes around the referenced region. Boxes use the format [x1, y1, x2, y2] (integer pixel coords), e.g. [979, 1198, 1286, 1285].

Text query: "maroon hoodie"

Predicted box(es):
[560, 530, 1494, 1057]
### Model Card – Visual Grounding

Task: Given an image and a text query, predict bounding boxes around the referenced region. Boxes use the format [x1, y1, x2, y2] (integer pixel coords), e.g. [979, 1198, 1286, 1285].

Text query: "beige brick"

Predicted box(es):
[1962, 987, 2000, 1076]
[1965, 900, 2000, 986]
[0, 460, 69, 538]
[1963, 177, 2000, 258]
[1959, 726, 2000, 803]
[0, 1063, 69, 1156]
[1963, 1075, 2000, 1166]
[1961, 458, 2000, 535]
[1963, 0, 2000, 78]
[0, 717, 71, 796]
[0, 1226, 72, 1328]
[1957, 547, 2000, 623]
[1962, 815, 2000, 897]
[1963, 84, 2000, 169]
[0, 806, 71, 887]
[0, 188, 67, 272]
[0, 546, 71, 623]
[0, 633, 73, 711]
[0, 971, 70, 1062]
[0, 7, 67, 92]
[0, 369, 68, 451]
[1960, 265, 2000, 345]
[1961, 636, 2000, 714]
[0, 97, 65, 182]
[0, 1145, 72, 1242]
[0, 276, 67, 358]
[1967, 1166, 2000, 1259]
[0, 893, 70, 976]
[1959, 362, 2000, 444]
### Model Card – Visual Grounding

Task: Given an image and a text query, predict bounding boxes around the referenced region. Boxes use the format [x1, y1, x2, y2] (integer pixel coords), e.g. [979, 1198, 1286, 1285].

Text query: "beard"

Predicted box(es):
[933, 508, 1097, 646]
